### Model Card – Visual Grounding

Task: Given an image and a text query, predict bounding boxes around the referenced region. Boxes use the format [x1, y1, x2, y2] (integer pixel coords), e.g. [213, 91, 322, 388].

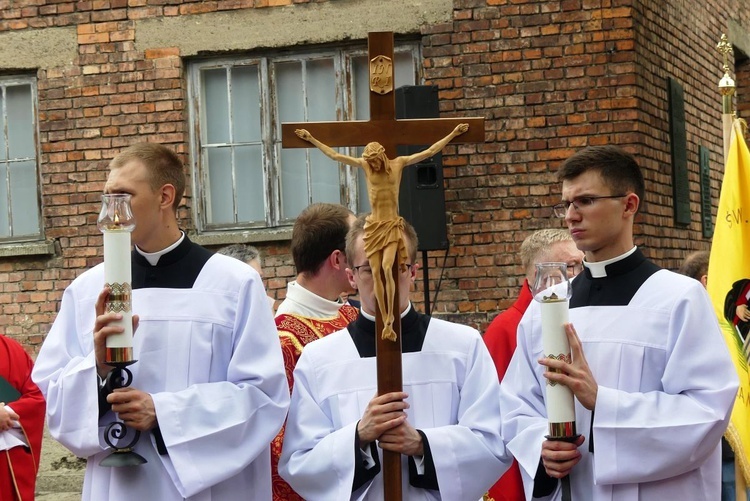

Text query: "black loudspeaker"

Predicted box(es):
[395, 85, 449, 251]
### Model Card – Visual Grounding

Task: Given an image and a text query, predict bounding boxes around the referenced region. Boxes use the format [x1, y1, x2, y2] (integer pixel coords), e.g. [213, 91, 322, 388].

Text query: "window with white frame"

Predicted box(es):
[0, 76, 41, 241]
[188, 43, 421, 232]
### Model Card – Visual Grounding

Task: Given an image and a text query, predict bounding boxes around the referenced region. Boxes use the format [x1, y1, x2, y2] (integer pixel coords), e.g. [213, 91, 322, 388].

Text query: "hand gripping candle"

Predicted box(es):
[532, 262, 576, 440]
[97, 194, 136, 364]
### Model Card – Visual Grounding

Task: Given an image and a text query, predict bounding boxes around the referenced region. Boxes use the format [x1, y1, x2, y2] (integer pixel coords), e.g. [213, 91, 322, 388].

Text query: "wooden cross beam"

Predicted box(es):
[282, 34, 484, 156]
[281, 31, 484, 501]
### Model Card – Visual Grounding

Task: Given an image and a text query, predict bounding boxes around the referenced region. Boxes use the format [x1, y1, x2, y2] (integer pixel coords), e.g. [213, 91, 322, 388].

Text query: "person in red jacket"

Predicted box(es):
[483, 228, 582, 501]
[0, 334, 46, 501]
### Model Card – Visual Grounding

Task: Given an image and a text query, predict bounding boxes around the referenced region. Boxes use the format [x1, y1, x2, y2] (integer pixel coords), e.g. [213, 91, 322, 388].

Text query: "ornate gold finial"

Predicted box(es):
[718, 34, 733, 73]
[717, 34, 736, 96]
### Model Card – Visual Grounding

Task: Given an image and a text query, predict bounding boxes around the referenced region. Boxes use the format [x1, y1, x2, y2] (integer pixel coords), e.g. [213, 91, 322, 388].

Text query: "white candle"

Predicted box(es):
[103, 230, 133, 350]
[540, 299, 575, 425]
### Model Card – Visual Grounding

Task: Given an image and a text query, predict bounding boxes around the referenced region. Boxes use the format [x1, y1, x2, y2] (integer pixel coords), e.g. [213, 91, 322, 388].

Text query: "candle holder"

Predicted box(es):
[98, 361, 146, 467]
[532, 262, 578, 500]
[97, 194, 145, 467]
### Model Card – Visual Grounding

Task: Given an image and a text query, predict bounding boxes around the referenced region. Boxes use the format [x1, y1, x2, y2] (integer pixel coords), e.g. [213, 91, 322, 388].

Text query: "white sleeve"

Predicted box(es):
[32, 280, 105, 458]
[421, 334, 512, 500]
[150, 273, 290, 497]
[592, 286, 738, 484]
[499, 304, 553, 500]
[279, 351, 360, 500]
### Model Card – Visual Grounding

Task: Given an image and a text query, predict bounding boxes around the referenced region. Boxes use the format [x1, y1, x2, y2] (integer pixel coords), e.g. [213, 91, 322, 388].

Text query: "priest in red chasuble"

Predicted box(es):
[272, 202, 359, 501]
[0, 334, 46, 501]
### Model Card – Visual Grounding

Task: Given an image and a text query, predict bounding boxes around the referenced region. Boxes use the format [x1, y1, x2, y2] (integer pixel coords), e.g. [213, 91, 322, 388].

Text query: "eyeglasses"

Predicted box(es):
[552, 194, 627, 218]
[353, 263, 413, 276]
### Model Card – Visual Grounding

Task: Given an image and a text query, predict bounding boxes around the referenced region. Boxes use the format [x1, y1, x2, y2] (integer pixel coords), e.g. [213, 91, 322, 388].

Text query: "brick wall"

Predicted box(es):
[0, 0, 748, 352]
[421, 0, 749, 328]
[737, 53, 750, 121]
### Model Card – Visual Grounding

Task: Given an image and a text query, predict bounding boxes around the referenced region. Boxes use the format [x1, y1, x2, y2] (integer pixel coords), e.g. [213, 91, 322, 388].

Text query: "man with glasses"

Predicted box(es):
[483, 228, 583, 501]
[500, 145, 737, 500]
[279, 215, 511, 500]
[273, 202, 358, 501]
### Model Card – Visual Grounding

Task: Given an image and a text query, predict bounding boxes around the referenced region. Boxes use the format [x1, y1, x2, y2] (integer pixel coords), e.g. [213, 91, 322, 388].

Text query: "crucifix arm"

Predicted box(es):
[398, 123, 469, 167]
[294, 129, 363, 168]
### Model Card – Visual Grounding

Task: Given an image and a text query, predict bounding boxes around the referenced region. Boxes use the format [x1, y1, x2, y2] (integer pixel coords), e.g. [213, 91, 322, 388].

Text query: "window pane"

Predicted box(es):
[6, 85, 34, 159]
[354, 146, 371, 212]
[276, 62, 304, 124]
[232, 66, 261, 143]
[352, 56, 370, 121]
[394, 52, 416, 87]
[357, 181, 371, 212]
[235, 145, 265, 222]
[0, 89, 6, 161]
[306, 58, 336, 121]
[280, 148, 308, 219]
[9, 160, 38, 235]
[203, 69, 230, 144]
[189, 44, 420, 230]
[0, 162, 9, 236]
[206, 147, 233, 224]
[309, 148, 340, 204]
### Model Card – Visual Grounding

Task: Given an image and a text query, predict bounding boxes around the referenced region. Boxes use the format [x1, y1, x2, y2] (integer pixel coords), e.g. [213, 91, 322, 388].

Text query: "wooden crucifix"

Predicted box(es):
[281, 31, 484, 500]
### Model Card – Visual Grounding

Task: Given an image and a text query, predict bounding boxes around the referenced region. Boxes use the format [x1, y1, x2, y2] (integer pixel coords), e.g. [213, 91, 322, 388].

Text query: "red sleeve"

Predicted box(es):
[1, 337, 46, 457]
[483, 308, 523, 382]
[278, 334, 300, 394]
[733, 282, 750, 327]
[271, 324, 305, 501]
[0, 335, 46, 501]
[483, 309, 527, 501]
[486, 459, 525, 501]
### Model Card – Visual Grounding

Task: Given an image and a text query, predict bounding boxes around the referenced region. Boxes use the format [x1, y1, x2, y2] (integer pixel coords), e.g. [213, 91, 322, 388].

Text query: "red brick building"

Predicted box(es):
[0, 0, 748, 351]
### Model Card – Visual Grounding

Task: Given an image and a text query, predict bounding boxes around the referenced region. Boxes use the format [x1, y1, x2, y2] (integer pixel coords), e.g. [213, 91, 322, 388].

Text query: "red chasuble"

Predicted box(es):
[271, 305, 359, 501]
[482, 281, 532, 501]
[0, 335, 46, 501]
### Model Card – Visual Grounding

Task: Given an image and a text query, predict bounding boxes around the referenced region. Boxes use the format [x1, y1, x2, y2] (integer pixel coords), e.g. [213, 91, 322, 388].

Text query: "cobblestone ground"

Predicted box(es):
[36, 493, 82, 501]
[36, 427, 84, 500]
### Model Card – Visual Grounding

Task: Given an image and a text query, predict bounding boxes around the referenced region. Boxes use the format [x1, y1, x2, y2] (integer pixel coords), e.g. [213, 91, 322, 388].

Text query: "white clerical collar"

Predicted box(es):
[280, 281, 344, 318]
[584, 246, 637, 278]
[135, 232, 185, 266]
[361, 302, 412, 321]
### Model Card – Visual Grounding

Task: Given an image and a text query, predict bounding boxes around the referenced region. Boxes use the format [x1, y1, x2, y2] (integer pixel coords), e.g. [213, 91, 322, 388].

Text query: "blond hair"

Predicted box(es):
[520, 229, 574, 275]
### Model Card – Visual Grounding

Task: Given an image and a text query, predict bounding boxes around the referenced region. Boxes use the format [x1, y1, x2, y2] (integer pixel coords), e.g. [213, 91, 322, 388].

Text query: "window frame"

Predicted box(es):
[0, 74, 43, 243]
[187, 41, 422, 234]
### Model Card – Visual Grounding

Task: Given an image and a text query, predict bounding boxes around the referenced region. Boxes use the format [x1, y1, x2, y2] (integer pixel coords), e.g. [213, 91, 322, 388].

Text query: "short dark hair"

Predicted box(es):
[346, 214, 419, 265]
[678, 250, 709, 281]
[217, 244, 260, 264]
[557, 145, 645, 211]
[110, 143, 185, 211]
[291, 203, 354, 275]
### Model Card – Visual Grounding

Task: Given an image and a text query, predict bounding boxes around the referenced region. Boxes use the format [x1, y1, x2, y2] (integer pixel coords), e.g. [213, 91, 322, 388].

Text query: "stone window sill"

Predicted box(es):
[188, 227, 293, 247]
[0, 240, 57, 258]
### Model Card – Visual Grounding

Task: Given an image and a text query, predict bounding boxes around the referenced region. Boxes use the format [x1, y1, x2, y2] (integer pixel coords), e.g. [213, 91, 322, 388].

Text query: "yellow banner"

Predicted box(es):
[707, 118, 750, 483]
